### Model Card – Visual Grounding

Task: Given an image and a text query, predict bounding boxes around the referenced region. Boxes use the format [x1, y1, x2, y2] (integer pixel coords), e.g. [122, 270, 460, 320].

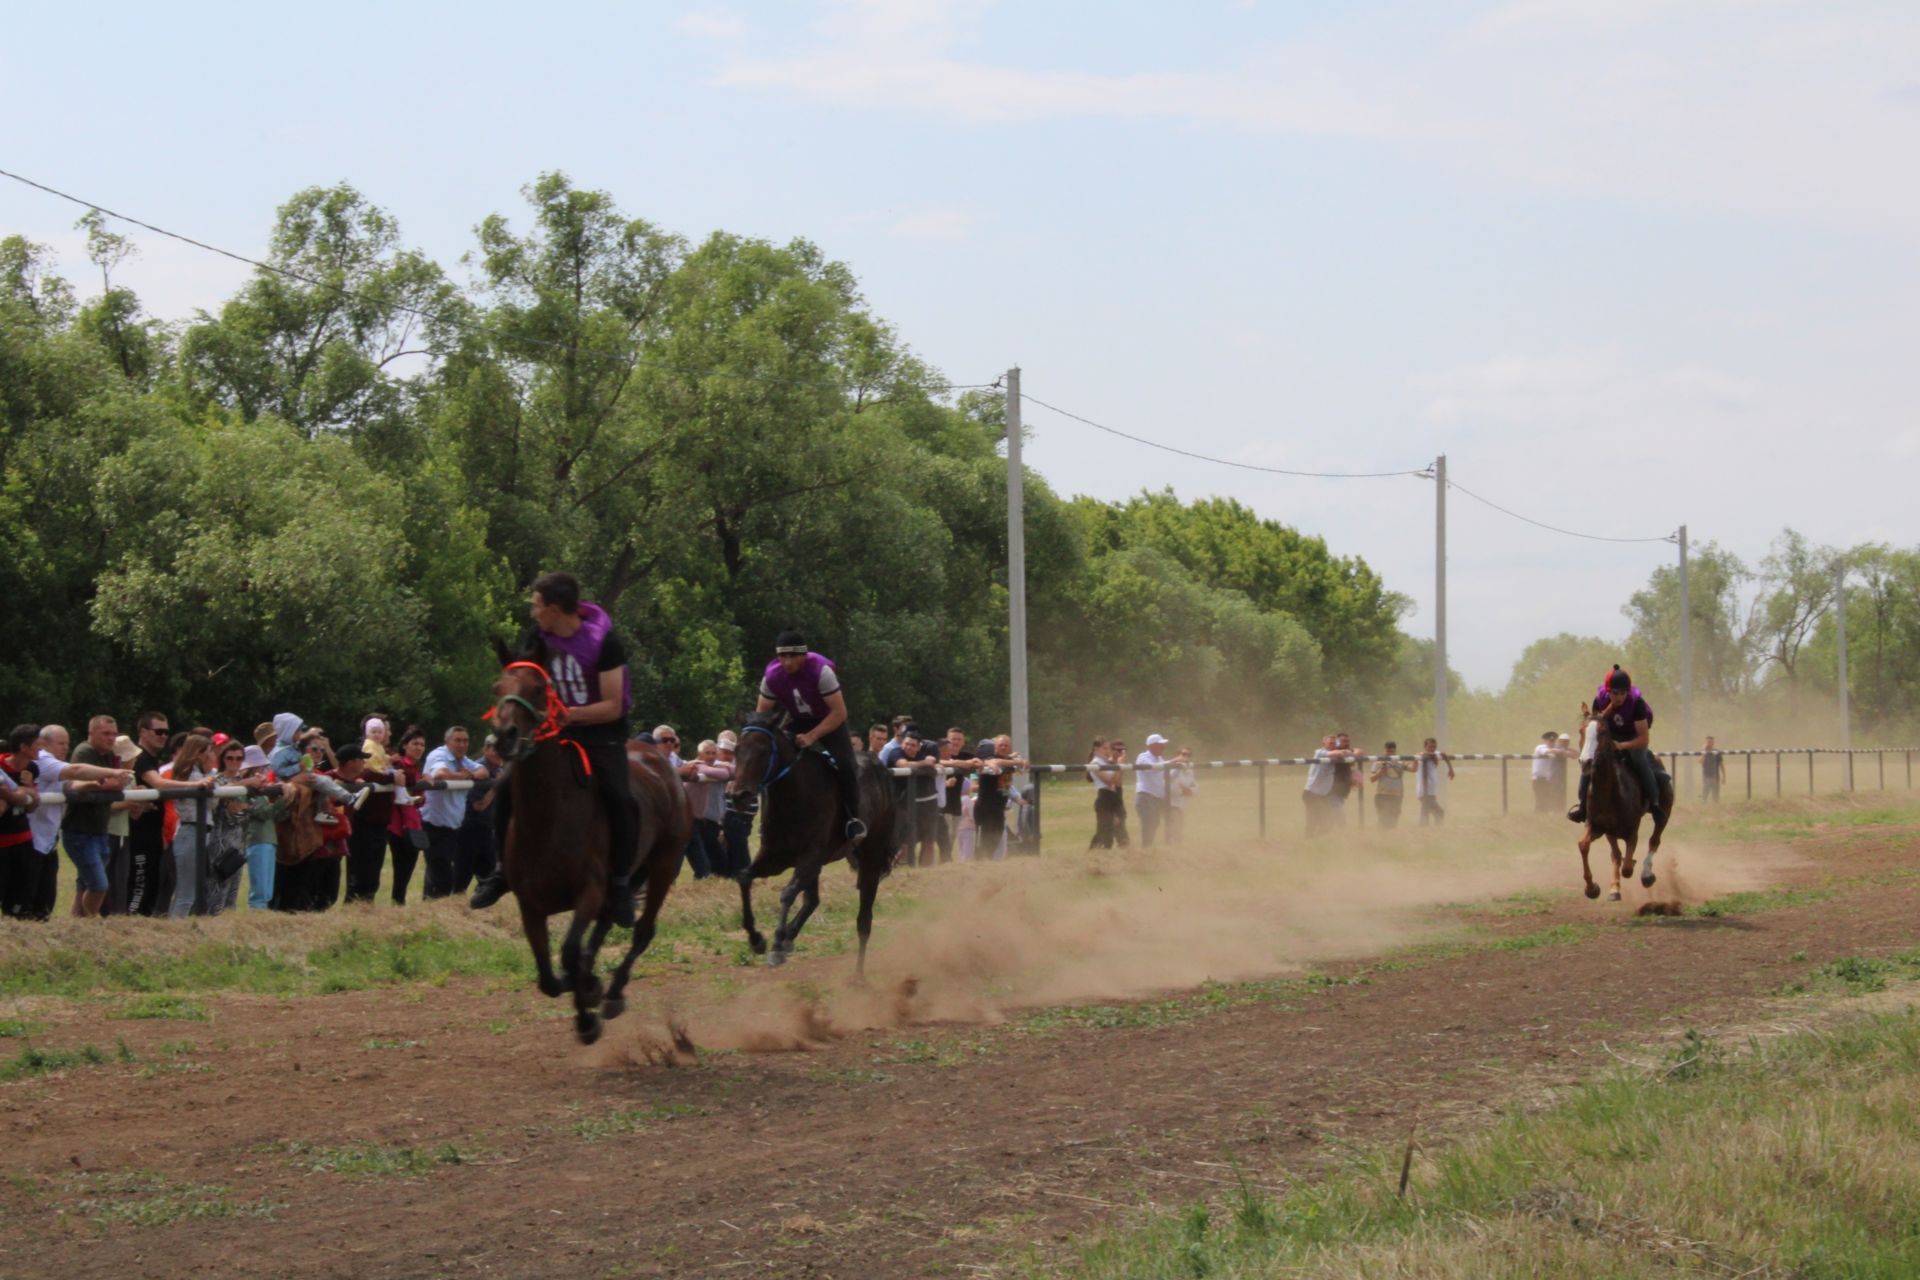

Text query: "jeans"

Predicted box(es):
[246, 843, 277, 910]
[1135, 793, 1164, 848]
[168, 824, 205, 918]
[684, 822, 716, 879]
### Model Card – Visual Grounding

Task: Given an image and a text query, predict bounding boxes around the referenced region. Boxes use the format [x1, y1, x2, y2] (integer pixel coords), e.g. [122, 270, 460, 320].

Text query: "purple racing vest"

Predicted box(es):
[762, 653, 838, 728]
[540, 601, 632, 715]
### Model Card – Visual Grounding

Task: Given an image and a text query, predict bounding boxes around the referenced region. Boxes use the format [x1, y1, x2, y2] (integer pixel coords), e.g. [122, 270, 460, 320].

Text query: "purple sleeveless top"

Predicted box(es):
[762, 653, 837, 728]
[541, 602, 632, 715]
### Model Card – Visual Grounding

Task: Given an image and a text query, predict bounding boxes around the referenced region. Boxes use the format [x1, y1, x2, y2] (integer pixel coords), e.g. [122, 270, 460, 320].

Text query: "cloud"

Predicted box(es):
[1416, 350, 1757, 434]
[676, 11, 747, 40]
[882, 205, 981, 241]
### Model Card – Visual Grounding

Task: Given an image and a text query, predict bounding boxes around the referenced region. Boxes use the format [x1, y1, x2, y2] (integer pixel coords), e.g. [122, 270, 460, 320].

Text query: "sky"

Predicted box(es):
[4, 0, 1917, 689]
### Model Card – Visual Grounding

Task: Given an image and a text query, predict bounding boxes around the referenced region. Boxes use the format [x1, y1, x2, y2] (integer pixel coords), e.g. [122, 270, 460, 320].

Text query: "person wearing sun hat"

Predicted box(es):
[1133, 733, 1171, 848]
[99, 733, 145, 914]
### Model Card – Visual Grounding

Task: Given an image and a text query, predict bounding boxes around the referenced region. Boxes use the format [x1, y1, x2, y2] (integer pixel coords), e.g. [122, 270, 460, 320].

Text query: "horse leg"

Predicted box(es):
[768, 874, 807, 967]
[854, 855, 883, 978]
[1618, 838, 1636, 882]
[1606, 836, 1623, 900]
[560, 909, 603, 1045]
[604, 853, 676, 1022]
[519, 900, 567, 998]
[739, 869, 767, 956]
[783, 874, 824, 948]
[1637, 828, 1656, 887]
[1578, 835, 1599, 899]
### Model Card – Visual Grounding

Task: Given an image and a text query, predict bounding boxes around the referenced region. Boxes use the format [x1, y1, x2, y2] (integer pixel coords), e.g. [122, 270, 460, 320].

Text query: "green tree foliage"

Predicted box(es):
[0, 184, 1413, 756]
[1622, 542, 1752, 700]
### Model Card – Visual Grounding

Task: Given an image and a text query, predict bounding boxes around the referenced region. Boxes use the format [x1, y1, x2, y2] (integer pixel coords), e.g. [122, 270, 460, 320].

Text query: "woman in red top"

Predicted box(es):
[386, 726, 429, 905]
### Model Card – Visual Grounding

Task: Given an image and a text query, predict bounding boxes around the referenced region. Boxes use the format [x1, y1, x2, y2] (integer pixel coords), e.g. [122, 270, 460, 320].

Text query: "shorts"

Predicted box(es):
[65, 831, 110, 893]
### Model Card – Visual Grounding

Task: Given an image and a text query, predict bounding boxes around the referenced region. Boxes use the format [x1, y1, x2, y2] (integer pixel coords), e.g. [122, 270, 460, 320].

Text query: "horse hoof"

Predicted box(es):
[576, 1013, 602, 1045]
[601, 996, 626, 1022]
[538, 976, 568, 998]
[1607, 890, 1621, 902]
[1584, 883, 1600, 900]
[1641, 871, 1656, 888]
[748, 933, 767, 956]
[1619, 859, 1635, 879]
[767, 948, 788, 968]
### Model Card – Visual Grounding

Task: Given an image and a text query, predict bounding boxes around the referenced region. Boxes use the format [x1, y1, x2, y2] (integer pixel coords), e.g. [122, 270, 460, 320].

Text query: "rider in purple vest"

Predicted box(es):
[1570, 664, 1669, 826]
[469, 570, 641, 926]
[756, 629, 867, 844]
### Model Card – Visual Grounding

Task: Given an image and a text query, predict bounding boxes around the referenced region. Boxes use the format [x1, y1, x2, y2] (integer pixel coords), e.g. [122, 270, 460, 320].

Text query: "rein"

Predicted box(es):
[739, 722, 798, 790]
[487, 661, 590, 775]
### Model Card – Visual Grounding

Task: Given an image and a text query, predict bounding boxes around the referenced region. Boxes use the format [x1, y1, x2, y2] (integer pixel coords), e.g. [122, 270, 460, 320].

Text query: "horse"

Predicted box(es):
[1578, 736, 1675, 901]
[489, 651, 690, 1043]
[725, 708, 895, 973]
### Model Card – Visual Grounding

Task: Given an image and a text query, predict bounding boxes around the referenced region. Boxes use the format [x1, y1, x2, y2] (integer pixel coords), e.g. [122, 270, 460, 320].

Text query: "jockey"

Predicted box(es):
[1579, 665, 1669, 827]
[756, 629, 867, 844]
[469, 571, 640, 927]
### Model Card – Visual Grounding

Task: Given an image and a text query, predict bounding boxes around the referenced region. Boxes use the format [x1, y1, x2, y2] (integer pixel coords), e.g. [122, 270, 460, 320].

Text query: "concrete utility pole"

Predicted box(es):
[1005, 367, 1030, 762]
[1678, 525, 1693, 787]
[1434, 454, 1448, 748]
[1836, 560, 1851, 787]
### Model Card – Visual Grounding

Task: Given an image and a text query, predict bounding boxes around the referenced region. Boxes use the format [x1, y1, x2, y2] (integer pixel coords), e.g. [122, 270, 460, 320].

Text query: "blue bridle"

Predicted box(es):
[738, 721, 797, 790]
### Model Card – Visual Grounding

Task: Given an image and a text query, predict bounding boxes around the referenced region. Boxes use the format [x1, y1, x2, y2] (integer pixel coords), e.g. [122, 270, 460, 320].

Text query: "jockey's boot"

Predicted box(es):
[1566, 803, 1585, 824]
[605, 871, 637, 929]
[468, 866, 508, 910]
[845, 816, 868, 844]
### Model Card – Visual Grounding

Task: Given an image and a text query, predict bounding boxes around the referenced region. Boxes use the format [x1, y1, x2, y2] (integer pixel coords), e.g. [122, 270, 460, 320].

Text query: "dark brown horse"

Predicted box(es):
[1578, 736, 1675, 901]
[725, 709, 895, 973]
[489, 656, 690, 1042]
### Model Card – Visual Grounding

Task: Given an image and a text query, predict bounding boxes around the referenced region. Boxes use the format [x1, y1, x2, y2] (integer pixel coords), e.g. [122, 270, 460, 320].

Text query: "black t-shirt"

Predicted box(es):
[516, 625, 631, 747]
[129, 749, 166, 844]
[0, 758, 38, 846]
[898, 744, 937, 803]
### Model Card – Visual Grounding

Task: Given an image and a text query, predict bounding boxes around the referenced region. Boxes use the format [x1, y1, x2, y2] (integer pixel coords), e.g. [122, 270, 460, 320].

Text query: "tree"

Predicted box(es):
[1621, 543, 1752, 699]
[1751, 529, 1842, 706]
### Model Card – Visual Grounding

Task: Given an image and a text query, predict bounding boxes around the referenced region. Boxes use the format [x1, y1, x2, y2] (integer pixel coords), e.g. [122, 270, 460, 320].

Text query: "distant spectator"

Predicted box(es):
[865, 724, 890, 756]
[267, 712, 365, 813]
[100, 733, 146, 915]
[1369, 741, 1412, 830]
[30, 725, 131, 920]
[1329, 732, 1362, 823]
[972, 736, 1021, 861]
[893, 726, 941, 867]
[345, 721, 401, 904]
[126, 710, 174, 916]
[62, 715, 126, 918]
[202, 739, 254, 915]
[1165, 747, 1197, 846]
[0, 726, 43, 919]
[716, 731, 754, 880]
[164, 733, 220, 919]
[1303, 734, 1337, 836]
[385, 727, 428, 904]
[457, 737, 503, 894]
[1086, 737, 1119, 849]
[1569, 705, 1601, 822]
[1415, 737, 1454, 826]
[684, 738, 732, 880]
[1134, 733, 1170, 848]
[237, 744, 285, 911]
[1701, 735, 1725, 803]
[1531, 730, 1574, 813]
[938, 729, 979, 861]
[421, 727, 487, 899]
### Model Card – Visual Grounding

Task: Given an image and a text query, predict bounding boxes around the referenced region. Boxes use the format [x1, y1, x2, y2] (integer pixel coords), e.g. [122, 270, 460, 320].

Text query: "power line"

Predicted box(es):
[1018, 391, 1427, 479]
[1443, 476, 1676, 545]
[0, 165, 997, 395]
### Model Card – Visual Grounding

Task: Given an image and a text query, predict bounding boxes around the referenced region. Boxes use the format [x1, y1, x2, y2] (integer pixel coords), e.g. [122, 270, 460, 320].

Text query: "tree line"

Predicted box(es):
[0, 175, 1412, 758]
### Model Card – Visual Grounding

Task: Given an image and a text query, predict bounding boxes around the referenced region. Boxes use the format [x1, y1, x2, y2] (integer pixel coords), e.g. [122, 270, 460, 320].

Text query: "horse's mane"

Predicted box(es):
[744, 707, 790, 732]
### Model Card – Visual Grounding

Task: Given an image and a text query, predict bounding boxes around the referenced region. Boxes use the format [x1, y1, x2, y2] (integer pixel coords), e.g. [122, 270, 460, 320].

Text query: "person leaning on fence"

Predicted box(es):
[683, 738, 732, 880]
[1134, 734, 1171, 848]
[1165, 747, 1197, 846]
[940, 729, 980, 861]
[384, 727, 429, 904]
[62, 715, 128, 918]
[1531, 730, 1572, 813]
[1086, 736, 1121, 849]
[894, 725, 942, 867]
[1302, 734, 1337, 836]
[420, 727, 487, 900]
[1415, 737, 1453, 825]
[1701, 735, 1725, 803]
[123, 711, 175, 917]
[30, 725, 132, 921]
[236, 744, 286, 911]
[0, 726, 43, 920]
[267, 713, 367, 814]
[344, 717, 401, 905]
[1369, 742, 1412, 829]
[1328, 733, 1362, 824]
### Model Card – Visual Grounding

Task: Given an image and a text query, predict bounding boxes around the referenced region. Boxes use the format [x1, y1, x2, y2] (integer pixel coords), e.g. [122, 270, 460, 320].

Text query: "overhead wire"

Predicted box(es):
[1442, 476, 1676, 545]
[0, 165, 997, 395]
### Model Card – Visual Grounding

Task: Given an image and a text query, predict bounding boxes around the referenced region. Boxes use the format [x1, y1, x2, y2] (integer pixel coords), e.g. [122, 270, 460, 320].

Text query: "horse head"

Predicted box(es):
[490, 651, 564, 764]
[726, 708, 792, 810]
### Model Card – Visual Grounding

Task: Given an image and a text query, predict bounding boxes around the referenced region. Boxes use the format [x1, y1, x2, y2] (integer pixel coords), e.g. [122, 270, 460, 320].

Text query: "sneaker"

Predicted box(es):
[349, 785, 372, 811]
[845, 817, 868, 844]
[314, 812, 340, 826]
[468, 869, 508, 910]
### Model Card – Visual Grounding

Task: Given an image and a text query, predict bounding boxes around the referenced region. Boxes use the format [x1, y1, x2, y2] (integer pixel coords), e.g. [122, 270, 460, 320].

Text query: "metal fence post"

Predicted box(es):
[1809, 750, 1815, 795]
[1745, 751, 1752, 800]
[1029, 770, 1043, 855]
[1775, 752, 1782, 797]
[1257, 763, 1267, 841]
[1500, 756, 1509, 815]
[1878, 751, 1885, 790]
[1847, 751, 1855, 792]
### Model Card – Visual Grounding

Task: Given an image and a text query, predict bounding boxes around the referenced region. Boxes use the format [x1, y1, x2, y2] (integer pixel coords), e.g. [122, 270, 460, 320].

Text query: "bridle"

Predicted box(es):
[737, 720, 798, 792]
[487, 661, 584, 771]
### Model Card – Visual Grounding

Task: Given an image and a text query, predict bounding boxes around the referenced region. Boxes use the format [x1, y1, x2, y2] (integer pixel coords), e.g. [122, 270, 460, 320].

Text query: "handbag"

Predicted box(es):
[210, 844, 247, 879]
[407, 826, 429, 850]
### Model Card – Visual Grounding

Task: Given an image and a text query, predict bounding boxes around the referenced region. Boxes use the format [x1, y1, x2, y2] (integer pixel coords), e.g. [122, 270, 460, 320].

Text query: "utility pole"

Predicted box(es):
[1434, 454, 1448, 748]
[1005, 367, 1030, 762]
[1678, 525, 1693, 791]
[1836, 560, 1850, 788]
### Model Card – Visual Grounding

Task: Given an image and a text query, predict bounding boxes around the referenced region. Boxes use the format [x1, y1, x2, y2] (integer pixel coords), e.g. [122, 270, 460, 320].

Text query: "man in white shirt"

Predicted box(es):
[1302, 734, 1336, 836]
[27, 725, 130, 920]
[1531, 730, 1573, 813]
[1134, 733, 1170, 848]
[1165, 748, 1197, 846]
[1415, 737, 1454, 826]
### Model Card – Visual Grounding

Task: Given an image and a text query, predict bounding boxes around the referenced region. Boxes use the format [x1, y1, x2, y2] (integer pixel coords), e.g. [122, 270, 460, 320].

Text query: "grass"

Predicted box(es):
[281, 1139, 475, 1177]
[0, 1016, 42, 1038]
[565, 1102, 707, 1142]
[1781, 949, 1920, 997]
[106, 993, 209, 1021]
[1695, 884, 1839, 917]
[1, 1038, 135, 1082]
[1031, 1006, 1920, 1279]
[64, 1170, 280, 1227]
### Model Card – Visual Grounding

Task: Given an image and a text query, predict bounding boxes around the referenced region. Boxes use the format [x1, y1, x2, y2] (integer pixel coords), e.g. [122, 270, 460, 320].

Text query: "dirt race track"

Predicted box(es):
[4, 804, 1919, 1280]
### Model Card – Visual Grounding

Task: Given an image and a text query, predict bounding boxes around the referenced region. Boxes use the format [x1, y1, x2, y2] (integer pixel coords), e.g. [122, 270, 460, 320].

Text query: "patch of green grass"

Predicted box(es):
[65, 1171, 279, 1227]
[1484, 923, 1594, 952]
[808, 1067, 896, 1085]
[1695, 885, 1837, 917]
[1031, 1008, 1920, 1279]
[566, 1102, 707, 1142]
[281, 1140, 475, 1177]
[1780, 949, 1920, 997]
[106, 994, 209, 1021]
[361, 1037, 423, 1050]
[484, 1018, 513, 1036]
[0, 925, 530, 999]
[0, 1037, 136, 1082]
[0, 1017, 43, 1038]
[1719, 801, 1920, 843]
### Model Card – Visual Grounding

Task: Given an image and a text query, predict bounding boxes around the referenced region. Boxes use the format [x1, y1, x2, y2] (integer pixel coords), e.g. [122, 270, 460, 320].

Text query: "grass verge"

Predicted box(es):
[280, 1140, 475, 1177]
[1031, 1005, 1920, 1279]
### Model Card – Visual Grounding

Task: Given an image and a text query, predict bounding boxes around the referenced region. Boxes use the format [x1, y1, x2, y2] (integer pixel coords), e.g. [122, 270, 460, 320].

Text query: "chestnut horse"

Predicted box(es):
[489, 654, 690, 1043]
[724, 708, 895, 973]
[1578, 736, 1675, 901]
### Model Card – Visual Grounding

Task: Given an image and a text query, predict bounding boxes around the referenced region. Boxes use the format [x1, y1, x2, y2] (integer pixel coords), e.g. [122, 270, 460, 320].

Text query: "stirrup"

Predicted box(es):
[1566, 805, 1585, 824]
[467, 869, 508, 910]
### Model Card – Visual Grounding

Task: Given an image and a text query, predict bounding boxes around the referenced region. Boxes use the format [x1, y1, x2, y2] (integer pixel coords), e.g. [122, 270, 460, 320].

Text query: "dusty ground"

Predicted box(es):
[2, 809, 1917, 1280]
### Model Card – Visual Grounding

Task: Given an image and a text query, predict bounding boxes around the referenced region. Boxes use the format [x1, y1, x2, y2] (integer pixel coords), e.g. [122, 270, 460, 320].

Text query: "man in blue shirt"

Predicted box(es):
[421, 727, 488, 899]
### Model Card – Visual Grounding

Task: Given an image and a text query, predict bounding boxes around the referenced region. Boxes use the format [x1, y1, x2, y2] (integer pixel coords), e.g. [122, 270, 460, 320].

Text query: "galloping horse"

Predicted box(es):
[725, 708, 895, 973]
[489, 650, 690, 1042]
[1578, 736, 1675, 901]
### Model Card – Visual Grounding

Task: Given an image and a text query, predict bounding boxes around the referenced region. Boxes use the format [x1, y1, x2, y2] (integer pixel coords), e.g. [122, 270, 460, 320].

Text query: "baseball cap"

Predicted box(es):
[333, 744, 368, 764]
[1145, 733, 1169, 746]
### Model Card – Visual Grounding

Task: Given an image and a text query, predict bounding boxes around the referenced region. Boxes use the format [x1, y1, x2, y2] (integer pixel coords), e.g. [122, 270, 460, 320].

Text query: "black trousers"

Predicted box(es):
[126, 820, 166, 916]
[1089, 788, 1125, 849]
[423, 823, 461, 899]
[345, 820, 389, 903]
[0, 845, 48, 919]
[722, 807, 755, 880]
[388, 831, 422, 904]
